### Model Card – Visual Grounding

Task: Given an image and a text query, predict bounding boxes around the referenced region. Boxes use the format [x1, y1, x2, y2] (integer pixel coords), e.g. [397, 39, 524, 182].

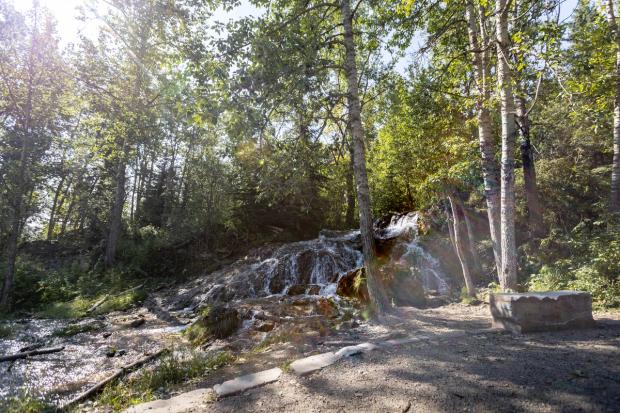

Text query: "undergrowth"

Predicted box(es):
[96, 350, 233, 411]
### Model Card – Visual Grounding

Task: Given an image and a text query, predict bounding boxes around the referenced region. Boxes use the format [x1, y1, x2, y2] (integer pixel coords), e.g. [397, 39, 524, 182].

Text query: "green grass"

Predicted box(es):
[97, 350, 233, 411]
[1, 391, 54, 413]
[35, 297, 93, 319]
[36, 288, 147, 319]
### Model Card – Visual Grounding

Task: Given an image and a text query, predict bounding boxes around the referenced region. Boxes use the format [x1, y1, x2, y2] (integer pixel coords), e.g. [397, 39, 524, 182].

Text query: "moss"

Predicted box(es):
[36, 297, 92, 319]
[97, 350, 233, 412]
[94, 289, 147, 314]
[0, 323, 15, 339]
[53, 321, 103, 337]
[183, 306, 240, 346]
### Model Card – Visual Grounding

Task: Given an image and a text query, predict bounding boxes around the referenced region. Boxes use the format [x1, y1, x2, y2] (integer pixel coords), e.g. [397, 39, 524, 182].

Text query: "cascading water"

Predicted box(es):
[171, 212, 450, 311]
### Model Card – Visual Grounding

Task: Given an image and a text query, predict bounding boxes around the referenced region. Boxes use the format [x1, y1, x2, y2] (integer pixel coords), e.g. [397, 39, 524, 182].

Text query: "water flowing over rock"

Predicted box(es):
[167, 212, 450, 312]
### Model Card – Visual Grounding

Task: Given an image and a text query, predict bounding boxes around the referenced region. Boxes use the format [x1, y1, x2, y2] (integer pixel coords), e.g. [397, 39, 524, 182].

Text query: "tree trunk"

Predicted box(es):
[1, 136, 29, 309]
[340, 0, 390, 313]
[345, 141, 356, 228]
[606, 0, 620, 213]
[496, 0, 518, 291]
[463, 205, 483, 277]
[449, 196, 477, 297]
[516, 96, 544, 236]
[47, 176, 65, 240]
[104, 154, 126, 267]
[465, 0, 502, 278]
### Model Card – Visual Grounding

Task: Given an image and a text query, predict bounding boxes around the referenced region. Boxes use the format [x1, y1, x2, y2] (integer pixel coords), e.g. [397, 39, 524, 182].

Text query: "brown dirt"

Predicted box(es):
[172, 304, 620, 413]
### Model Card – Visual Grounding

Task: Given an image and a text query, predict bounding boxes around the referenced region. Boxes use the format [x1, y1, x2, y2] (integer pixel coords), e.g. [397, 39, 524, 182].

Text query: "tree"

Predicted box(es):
[605, 0, 620, 213]
[465, 0, 502, 276]
[340, 0, 390, 312]
[0, 3, 70, 308]
[495, 0, 518, 291]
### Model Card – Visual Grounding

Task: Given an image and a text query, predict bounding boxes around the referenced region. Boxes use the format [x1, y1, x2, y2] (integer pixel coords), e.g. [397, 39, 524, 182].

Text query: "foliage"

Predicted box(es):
[528, 219, 620, 308]
[97, 350, 233, 411]
[0, 389, 54, 413]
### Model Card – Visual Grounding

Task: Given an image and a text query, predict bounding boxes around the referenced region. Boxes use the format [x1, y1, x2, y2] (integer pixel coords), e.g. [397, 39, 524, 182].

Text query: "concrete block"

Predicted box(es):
[490, 291, 595, 334]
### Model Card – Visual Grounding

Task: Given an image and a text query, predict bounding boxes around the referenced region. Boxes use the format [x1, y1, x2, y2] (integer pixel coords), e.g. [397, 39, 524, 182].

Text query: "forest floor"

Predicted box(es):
[127, 303, 620, 413]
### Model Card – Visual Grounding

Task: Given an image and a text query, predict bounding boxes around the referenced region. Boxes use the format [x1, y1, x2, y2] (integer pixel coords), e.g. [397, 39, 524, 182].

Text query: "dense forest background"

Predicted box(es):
[1, 0, 619, 314]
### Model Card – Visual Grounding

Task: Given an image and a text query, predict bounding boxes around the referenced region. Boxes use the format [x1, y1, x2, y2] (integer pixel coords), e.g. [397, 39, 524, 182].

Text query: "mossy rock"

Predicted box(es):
[193, 306, 241, 340]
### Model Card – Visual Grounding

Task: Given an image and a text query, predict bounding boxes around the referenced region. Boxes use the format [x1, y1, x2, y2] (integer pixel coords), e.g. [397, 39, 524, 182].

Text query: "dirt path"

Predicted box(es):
[132, 304, 620, 413]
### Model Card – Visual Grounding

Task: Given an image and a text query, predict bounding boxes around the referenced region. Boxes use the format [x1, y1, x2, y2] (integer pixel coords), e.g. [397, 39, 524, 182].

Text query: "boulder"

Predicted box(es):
[198, 306, 241, 339]
[336, 268, 369, 302]
[389, 273, 427, 308]
[490, 291, 595, 334]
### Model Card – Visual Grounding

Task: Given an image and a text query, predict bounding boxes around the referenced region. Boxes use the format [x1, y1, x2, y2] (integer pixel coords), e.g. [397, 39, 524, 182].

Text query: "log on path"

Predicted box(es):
[0, 346, 65, 362]
[62, 348, 168, 409]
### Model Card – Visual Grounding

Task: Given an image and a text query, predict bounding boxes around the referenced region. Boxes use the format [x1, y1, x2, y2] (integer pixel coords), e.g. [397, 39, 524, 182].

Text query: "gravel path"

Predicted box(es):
[129, 304, 620, 413]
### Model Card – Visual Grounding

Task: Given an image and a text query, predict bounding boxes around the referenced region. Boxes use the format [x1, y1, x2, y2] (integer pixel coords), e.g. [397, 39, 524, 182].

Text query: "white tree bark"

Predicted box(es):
[606, 0, 620, 214]
[495, 0, 518, 291]
[465, 0, 503, 278]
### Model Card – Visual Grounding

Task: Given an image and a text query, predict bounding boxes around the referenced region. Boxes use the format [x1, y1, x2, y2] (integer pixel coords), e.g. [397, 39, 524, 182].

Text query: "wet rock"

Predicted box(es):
[490, 291, 595, 333]
[128, 317, 145, 328]
[255, 320, 275, 332]
[336, 268, 369, 302]
[307, 285, 321, 295]
[287, 284, 322, 296]
[315, 298, 339, 319]
[199, 306, 241, 339]
[287, 284, 308, 296]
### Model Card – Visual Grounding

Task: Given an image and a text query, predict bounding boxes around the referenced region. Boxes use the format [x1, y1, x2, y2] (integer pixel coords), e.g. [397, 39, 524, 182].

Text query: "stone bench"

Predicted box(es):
[489, 291, 595, 334]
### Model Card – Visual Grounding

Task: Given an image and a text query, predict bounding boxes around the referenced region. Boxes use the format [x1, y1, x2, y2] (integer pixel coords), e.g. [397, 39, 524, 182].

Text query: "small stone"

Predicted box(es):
[335, 342, 377, 358]
[213, 368, 282, 397]
[290, 352, 340, 375]
[102, 331, 112, 338]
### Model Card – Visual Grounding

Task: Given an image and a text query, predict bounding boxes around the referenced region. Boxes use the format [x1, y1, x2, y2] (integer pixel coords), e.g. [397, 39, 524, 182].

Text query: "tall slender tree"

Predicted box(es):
[606, 0, 620, 214]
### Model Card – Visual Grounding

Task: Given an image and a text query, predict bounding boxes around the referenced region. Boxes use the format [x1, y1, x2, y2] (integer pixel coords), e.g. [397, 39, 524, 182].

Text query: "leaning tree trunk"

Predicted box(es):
[495, 0, 518, 291]
[465, 0, 502, 278]
[463, 205, 483, 276]
[449, 197, 477, 297]
[606, 0, 620, 214]
[340, 0, 390, 313]
[104, 153, 127, 267]
[516, 96, 544, 237]
[47, 176, 65, 240]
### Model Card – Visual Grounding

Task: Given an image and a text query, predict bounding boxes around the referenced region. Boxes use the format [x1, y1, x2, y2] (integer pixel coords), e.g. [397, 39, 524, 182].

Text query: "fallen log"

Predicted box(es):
[62, 348, 168, 409]
[86, 283, 145, 314]
[0, 346, 65, 362]
[86, 294, 110, 314]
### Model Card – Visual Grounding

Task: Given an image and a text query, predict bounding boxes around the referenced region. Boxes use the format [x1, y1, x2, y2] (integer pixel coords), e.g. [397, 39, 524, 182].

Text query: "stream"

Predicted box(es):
[0, 212, 454, 407]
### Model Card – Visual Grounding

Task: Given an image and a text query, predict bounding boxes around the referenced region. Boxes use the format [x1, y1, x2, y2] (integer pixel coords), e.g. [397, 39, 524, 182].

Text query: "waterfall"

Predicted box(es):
[180, 212, 450, 310]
